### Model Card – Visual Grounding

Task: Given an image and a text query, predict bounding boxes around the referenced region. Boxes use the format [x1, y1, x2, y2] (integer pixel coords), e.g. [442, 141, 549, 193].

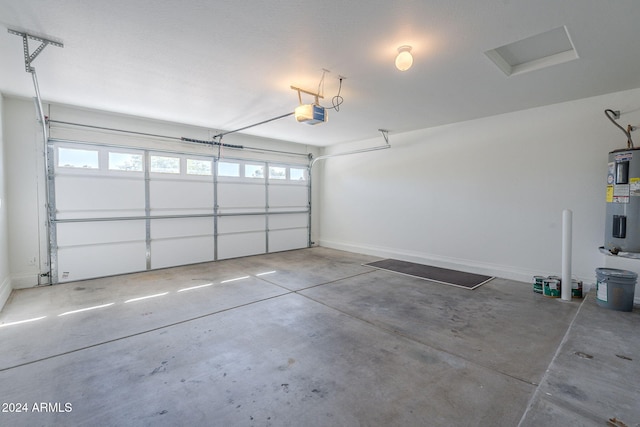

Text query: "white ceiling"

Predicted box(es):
[1, 0, 639, 146]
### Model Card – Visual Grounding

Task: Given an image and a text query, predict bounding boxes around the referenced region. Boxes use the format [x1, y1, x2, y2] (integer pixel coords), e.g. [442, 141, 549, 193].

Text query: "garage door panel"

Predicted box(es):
[218, 183, 265, 210]
[150, 180, 214, 213]
[268, 185, 308, 208]
[150, 217, 214, 240]
[56, 176, 145, 219]
[150, 218, 215, 268]
[57, 242, 147, 283]
[269, 213, 308, 230]
[151, 236, 215, 269]
[218, 215, 265, 234]
[269, 229, 309, 253]
[57, 220, 145, 247]
[218, 233, 266, 260]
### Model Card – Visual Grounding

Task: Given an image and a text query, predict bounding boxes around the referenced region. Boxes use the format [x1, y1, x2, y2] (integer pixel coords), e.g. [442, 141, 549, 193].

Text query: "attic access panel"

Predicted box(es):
[485, 26, 578, 76]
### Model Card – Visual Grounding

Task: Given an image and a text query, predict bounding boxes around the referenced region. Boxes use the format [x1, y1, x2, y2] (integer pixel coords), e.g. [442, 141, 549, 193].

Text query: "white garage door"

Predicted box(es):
[49, 140, 310, 283]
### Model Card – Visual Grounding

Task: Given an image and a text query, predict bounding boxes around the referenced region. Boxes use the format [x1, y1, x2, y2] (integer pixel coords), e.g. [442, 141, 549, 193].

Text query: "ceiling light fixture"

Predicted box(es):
[395, 45, 413, 71]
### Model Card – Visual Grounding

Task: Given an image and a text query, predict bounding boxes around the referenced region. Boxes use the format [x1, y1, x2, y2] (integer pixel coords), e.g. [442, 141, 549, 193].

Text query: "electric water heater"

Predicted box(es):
[605, 148, 640, 253]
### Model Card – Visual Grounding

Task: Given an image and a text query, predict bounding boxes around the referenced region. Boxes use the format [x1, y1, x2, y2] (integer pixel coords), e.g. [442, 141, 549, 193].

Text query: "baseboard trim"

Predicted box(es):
[10, 273, 40, 290]
[319, 239, 595, 286]
[0, 276, 12, 313]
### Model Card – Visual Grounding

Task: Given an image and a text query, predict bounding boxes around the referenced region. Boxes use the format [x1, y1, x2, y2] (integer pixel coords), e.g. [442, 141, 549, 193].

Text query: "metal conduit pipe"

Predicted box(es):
[309, 129, 391, 169]
[32, 71, 47, 139]
[213, 112, 294, 139]
[310, 144, 390, 169]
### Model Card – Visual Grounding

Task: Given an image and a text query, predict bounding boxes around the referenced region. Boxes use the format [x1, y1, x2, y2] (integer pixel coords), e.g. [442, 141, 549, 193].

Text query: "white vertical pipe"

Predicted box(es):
[562, 209, 573, 301]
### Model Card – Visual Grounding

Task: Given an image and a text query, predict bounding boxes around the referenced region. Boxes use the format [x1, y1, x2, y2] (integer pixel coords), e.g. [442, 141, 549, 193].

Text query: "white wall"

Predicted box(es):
[0, 94, 12, 311]
[4, 97, 45, 290]
[318, 87, 640, 299]
[3, 98, 320, 291]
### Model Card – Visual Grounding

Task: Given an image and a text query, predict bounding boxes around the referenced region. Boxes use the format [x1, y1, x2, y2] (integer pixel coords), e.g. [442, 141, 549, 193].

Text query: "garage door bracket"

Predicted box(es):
[8, 29, 63, 73]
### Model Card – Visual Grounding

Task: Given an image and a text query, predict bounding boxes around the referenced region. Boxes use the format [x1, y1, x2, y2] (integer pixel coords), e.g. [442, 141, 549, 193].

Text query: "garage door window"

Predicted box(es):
[290, 167, 307, 181]
[269, 166, 286, 180]
[58, 147, 99, 169]
[109, 152, 143, 172]
[150, 155, 180, 174]
[186, 159, 212, 176]
[245, 164, 264, 179]
[218, 161, 240, 177]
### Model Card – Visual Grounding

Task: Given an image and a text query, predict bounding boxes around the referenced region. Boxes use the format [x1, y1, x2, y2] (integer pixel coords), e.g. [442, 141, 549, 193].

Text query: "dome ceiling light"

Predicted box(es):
[395, 45, 413, 71]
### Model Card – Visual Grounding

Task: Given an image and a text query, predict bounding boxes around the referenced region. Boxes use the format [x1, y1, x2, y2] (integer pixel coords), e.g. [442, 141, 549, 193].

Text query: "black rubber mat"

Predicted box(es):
[364, 259, 494, 289]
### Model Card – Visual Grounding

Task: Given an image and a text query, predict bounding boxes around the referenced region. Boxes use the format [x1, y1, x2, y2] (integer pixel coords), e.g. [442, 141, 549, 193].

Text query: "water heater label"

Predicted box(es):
[630, 177, 640, 195]
[606, 185, 614, 202]
[613, 184, 630, 203]
[614, 184, 630, 196]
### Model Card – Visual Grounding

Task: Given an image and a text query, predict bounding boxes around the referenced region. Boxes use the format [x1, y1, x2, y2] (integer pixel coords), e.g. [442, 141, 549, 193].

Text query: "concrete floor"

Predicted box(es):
[0, 247, 638, 426]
